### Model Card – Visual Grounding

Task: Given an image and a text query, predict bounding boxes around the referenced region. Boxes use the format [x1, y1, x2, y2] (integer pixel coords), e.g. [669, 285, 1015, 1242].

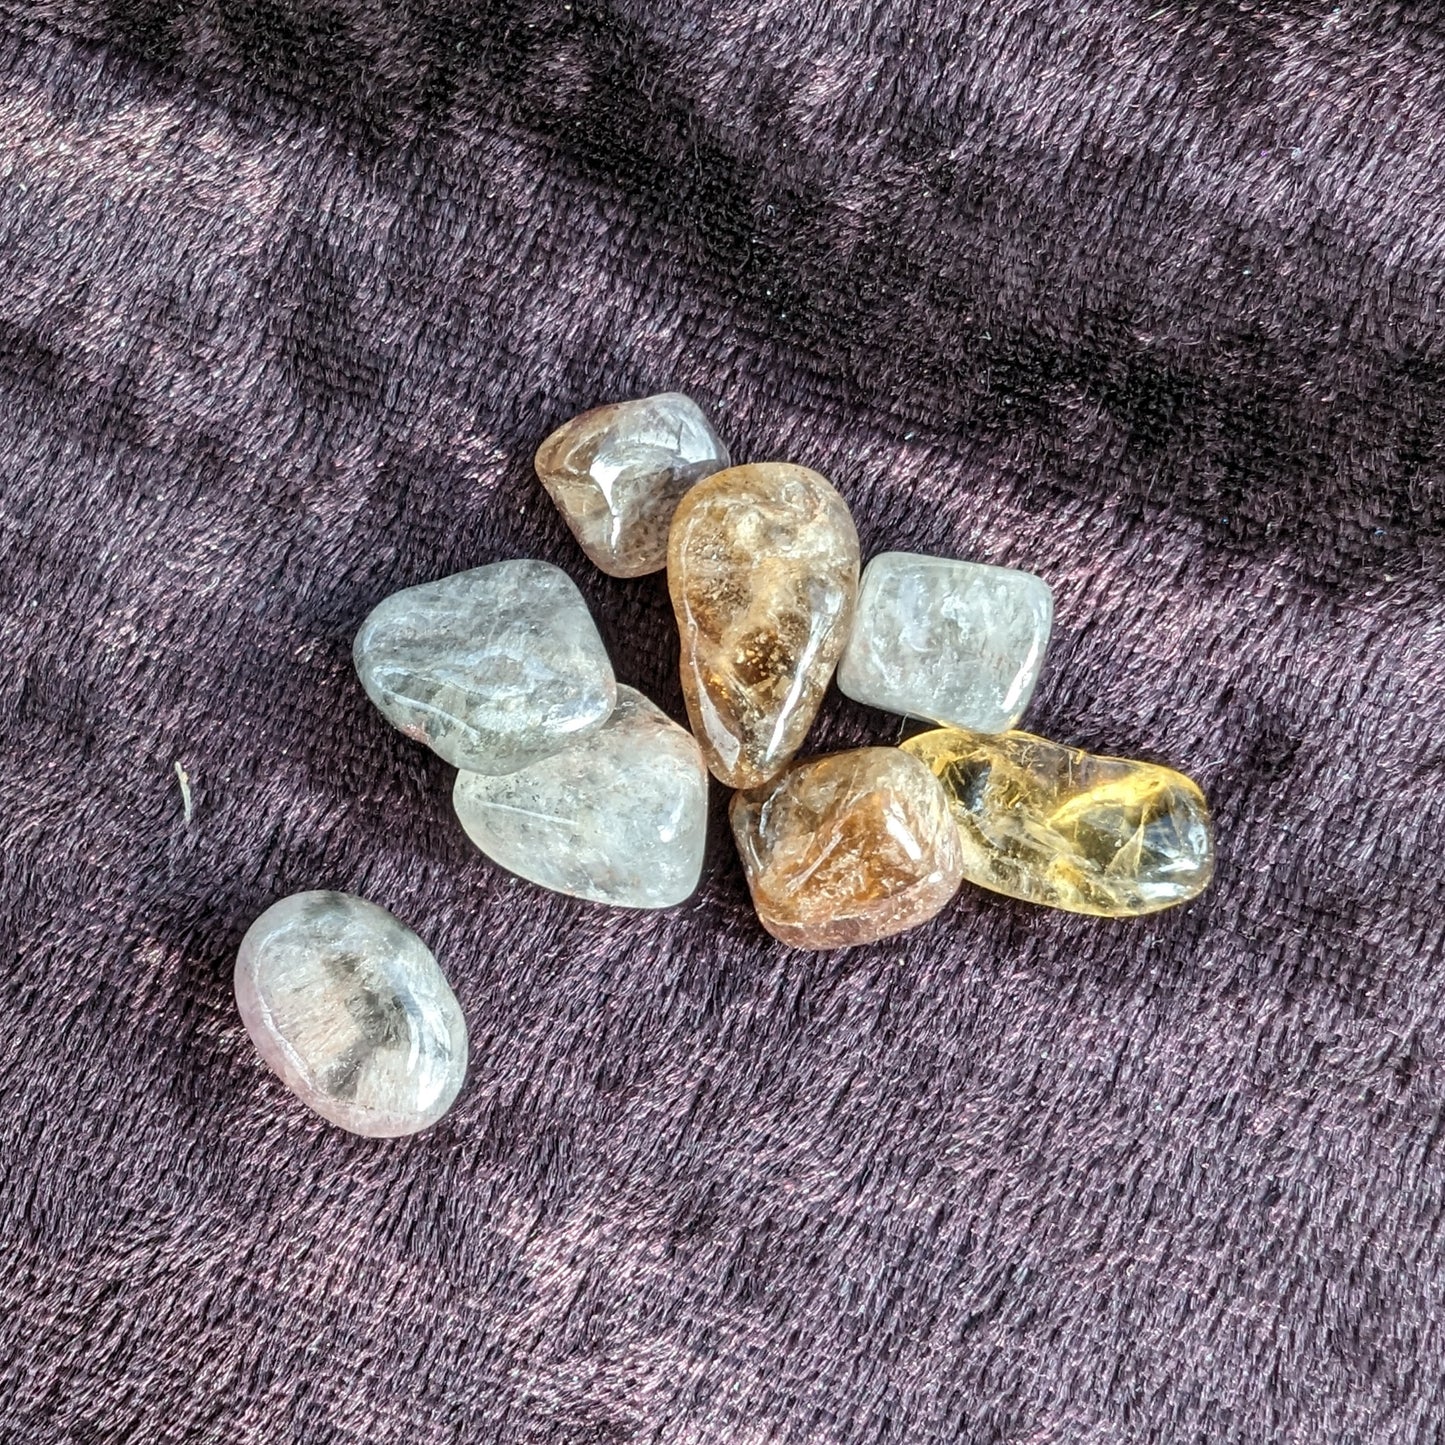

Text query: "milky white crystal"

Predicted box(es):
[837, 552, 1052, 733]
[234, 891, 467, 1137]
[354, 559, 616, 774]
[453, 686, 708, 908]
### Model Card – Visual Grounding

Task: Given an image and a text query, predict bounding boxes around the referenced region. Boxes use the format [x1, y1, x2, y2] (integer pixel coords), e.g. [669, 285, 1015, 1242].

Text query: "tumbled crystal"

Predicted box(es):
[901, 728, 1214, 916]
[535, 392, 731, 578]
[668, 462, 860, 789]
[730, 747, 964, 949]
[234, 891, 467, 1136]
[354, 559, 616, 775]
[837, 552, 1053, 732]
[453, 685, 708, 908]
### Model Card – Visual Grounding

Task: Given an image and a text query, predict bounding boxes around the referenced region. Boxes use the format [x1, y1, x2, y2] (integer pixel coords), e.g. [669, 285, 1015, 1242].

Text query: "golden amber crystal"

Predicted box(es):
[901, 727, 1214, 917]
[730, 747, 965, 949]
[668, 462, 860, 788]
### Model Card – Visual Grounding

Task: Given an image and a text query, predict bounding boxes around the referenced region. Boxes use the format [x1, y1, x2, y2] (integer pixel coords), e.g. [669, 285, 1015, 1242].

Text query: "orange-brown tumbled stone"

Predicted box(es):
[730, 747, 964, 949]
[668, 462, 860, 788]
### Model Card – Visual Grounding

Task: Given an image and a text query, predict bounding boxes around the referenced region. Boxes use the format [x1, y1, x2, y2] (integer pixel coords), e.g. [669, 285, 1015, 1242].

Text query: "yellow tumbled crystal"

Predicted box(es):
[668, 462, 859, 788]
[900, 727, 1214, 917]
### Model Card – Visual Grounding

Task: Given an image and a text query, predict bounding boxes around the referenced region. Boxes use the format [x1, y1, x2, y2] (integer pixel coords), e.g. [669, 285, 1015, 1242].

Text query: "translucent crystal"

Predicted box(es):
[453, 686, 708, 908]
[668, 462, 860, 789]
[901, 727, 1214, 916]
[354, 559, 616, 774]
[535, 392, 730, 577]
[837, 552, 1052, 732]
[730, 747, 964, 949]
[234, 891, 467, 1136]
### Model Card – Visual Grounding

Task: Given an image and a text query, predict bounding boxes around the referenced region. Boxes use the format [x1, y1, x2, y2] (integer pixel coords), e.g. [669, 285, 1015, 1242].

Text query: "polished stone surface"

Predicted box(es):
[838, 552, 1053, 731]
[234, 891, 467, 1136]
[730, 746, 964, 949]
[535, 392, 731, 577]
[354, 560, 616, 774]
[902, 727, 1214, 916]
[453, 686, 708, 908]
[668, 462, 859, 789]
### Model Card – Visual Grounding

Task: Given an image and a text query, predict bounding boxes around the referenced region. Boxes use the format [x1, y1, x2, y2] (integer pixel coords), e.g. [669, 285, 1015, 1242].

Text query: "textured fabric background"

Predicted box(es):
[2, 3, 1443, 1441]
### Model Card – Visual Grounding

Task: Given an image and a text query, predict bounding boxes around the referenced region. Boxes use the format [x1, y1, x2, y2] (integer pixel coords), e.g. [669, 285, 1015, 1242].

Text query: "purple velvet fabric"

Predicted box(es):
[2, 3, 1442, 1440]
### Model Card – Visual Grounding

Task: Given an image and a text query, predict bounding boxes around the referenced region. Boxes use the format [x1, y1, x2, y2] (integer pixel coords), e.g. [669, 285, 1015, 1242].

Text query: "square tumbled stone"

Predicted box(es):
[837, 552, 1052, 732]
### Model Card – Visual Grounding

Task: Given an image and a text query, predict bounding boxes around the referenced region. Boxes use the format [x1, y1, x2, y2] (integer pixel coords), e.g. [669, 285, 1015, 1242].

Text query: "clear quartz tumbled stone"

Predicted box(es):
[354, 559, 617, 775]
[837, 552, 1053, 733]
[535, 392, 730, 577]
[453, 686, 708, 908]
[234, 891, 468, 1137]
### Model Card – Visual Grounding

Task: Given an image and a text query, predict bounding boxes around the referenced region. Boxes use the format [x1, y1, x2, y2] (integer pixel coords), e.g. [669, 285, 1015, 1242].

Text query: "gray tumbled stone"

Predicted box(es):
[354, 560, 617, 775]
[453, 686, 708, 908]
[837, 551, 1053, 733]
[234, 891, 467, 1137]
[535, 392, 730, 577]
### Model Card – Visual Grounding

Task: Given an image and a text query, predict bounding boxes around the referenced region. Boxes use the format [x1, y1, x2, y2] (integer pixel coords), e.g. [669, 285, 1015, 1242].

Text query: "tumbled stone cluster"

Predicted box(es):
[236, 390, 1216, 1133]
[353, 389, 1213, 949]
[541, 392, 1211, 941]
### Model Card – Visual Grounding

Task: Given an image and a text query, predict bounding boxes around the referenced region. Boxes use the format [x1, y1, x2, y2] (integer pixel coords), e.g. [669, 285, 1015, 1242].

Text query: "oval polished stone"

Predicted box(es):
[535, 392, 731, 577]
[901, 727, 1214, 916]
[354, 559, 616, 775]
[837, 552, 1053, 732]
[668, 462, 860, 789]
[730, 747, 964, 949]
[453, 685, 708, 908]
[234, 891, 467, 1137]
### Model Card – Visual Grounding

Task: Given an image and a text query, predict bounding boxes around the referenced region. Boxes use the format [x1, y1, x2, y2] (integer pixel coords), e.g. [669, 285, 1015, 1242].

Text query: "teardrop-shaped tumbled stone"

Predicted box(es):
[901, 728, 1214, 916]
[354, 560, 616, 775]
[234, 891, 467, 1136]
[535, 392, 731, 578]
[453, 686, 709, 908]
[837, 552, 1053, 732]
[668, 463, 860, 789]
[730, 747, 964, 949]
